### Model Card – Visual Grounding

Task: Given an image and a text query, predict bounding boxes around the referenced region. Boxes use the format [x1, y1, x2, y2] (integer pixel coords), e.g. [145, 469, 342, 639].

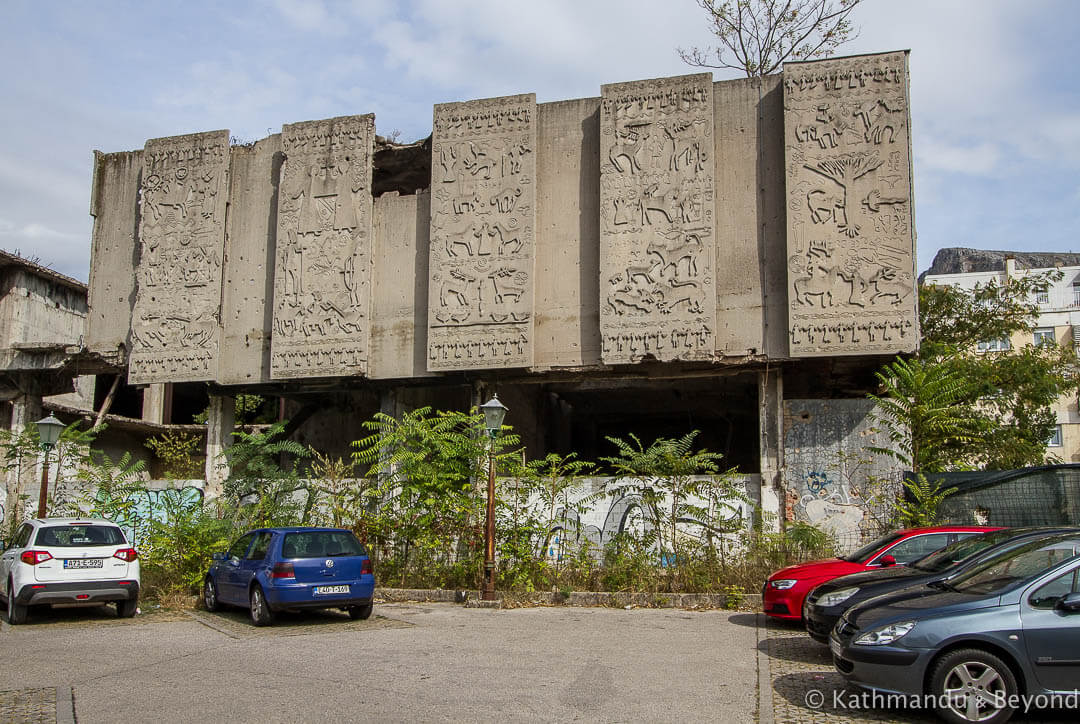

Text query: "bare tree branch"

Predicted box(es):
[677, 0, 862, 77]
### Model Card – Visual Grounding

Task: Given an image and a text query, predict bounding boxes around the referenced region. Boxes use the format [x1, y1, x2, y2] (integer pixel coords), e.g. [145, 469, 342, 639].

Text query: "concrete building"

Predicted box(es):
[84, 51, 917, 543]
[924, 254, 1080, 463]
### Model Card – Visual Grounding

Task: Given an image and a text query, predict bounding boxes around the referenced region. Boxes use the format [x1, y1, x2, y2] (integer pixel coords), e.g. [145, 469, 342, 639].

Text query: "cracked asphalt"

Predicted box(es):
[0, 603, 758, 723]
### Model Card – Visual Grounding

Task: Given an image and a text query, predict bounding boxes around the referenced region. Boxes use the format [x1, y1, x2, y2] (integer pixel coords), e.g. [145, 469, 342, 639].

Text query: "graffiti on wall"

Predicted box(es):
[795, 469, 865, 539]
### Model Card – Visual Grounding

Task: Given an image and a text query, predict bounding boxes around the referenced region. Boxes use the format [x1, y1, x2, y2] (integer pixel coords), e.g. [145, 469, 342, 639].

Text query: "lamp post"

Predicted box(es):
[479, 394, 508, 601]
[35, 414, 64, 518]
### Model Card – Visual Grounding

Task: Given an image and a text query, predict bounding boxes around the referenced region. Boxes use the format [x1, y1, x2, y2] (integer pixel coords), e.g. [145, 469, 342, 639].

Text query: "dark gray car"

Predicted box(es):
[831, 532, 1080, 724]
[805, 527, 1079, 643]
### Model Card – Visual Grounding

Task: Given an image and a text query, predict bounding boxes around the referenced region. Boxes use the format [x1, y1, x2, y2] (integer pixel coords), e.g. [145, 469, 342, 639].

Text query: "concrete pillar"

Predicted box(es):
[757, 368, 783, 532]
[203, 394, 235, 498]
[142, 383, 170, 424]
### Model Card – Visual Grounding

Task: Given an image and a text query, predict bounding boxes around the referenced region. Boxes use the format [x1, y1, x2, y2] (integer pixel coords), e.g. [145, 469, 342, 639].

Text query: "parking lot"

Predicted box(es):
[0, 603, 758, 723]
[3, 604, 1076, 723]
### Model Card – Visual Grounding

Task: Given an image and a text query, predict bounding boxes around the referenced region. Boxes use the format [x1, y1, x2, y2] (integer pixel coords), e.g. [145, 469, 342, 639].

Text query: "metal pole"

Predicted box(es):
[37, 445, 51, 518]
[482, 442, 497, 601]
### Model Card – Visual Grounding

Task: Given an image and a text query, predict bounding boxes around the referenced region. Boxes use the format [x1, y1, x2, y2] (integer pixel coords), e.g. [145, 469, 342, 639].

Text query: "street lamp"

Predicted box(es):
[35, 414, 64, 518]
[478, 394, 508, 601]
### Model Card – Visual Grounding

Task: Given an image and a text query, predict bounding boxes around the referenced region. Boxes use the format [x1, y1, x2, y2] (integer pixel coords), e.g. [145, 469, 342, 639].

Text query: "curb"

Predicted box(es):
[376, 587, 763, 610]
[55, 686, 75, 724]
[756, 614, 774, 724]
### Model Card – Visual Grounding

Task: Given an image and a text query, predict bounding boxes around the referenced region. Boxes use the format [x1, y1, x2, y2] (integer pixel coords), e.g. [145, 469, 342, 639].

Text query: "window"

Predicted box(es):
[874, 533, 951, 565]
[282, 531, 366, 559]
[34, 525, 126, 547]
[1037, 291, 1050, 305]
[1028, 569, 1079, 609]
[977, 338, 1010, 352]
[247, 532, 273, 561]
[1072, 281, 1080, 307]
[1034, 328, 1056, 347]
[227, 533, 255, 560]
[1048, 424, 1063, 447]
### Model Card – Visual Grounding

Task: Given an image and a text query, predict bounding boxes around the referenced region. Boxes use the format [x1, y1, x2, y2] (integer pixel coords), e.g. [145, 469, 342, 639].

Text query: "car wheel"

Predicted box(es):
[204, 577, 221, 612]
[6, 581, 27, 625]
[348, 603, 373, 621]
[930, 648, 1017, 724]
[117, 597, 138, 618]
[249, 586, 275, 627]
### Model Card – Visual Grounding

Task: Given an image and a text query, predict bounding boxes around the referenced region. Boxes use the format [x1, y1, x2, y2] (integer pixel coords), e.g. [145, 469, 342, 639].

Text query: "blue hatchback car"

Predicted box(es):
[203, 527, 375, 626]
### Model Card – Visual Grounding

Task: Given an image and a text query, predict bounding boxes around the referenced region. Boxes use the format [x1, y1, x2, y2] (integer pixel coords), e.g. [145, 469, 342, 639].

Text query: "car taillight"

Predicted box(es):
[113, 548, 139, 562]
[20, 550, 52, 565]
[271, 563, 295, 579]
[360, 559, 372, 575]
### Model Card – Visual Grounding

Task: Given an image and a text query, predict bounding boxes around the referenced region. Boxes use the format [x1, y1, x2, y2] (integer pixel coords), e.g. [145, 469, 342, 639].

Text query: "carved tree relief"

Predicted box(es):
[271, 115, 375, 379]
[129, 130, 230, 384]
[599, 74, 716, 364]
[427, 94, 536, 371]
[784, 52, 917, 357]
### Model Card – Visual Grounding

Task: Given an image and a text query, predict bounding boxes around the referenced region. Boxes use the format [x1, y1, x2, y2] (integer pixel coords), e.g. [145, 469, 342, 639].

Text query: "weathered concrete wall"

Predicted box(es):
[784, 398, 903, 547]
[534, 98, 602, 369]
[0, 269, 87, 364]
[370, 191, 432, 379]
[220, 136, 281, 385]
[87, 150, 141, 358]
[714, 76, 787, 357]
[84, 53, 916, 387]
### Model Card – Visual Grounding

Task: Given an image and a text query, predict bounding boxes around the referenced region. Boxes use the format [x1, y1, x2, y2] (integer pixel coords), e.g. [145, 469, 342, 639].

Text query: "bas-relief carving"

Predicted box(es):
[783, 52, 916, 357]
[599, 74, 716, 364]
[427, 95, 536, 371]
[271, 115, 374, 379]
[129, 130, 230, 384]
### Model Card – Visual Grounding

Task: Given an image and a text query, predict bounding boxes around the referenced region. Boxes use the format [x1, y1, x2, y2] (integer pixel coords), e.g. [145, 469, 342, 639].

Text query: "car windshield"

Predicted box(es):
[912, 530, 1015, 573]
[950, 537, 1080, 595]
[35, 525, 126, 547]
[282, 531, 366, 559]
[841, 532, 904, 563]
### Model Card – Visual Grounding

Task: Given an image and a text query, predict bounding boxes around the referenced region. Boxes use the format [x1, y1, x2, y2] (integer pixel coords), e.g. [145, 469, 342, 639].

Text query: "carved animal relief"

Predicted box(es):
[271, 115, 375, 379]
[784, 52, 916, 356]
[599, 74, 716, 363]
[129, 130, 230, 384]
[428, 95, 536, 371]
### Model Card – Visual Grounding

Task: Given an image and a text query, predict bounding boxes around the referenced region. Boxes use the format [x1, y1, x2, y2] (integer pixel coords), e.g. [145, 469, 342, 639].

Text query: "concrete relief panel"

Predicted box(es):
[428, 94, 536, 371]
[271, 115, 375, 379]
[599, 74, 716, 364]
[784, 52, 916, 357]
[129, 131, 230, 384]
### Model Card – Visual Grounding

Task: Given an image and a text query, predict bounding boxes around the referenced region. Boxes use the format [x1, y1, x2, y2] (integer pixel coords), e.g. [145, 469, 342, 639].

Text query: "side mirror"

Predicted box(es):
[212, 552, 227, 561]
[879, 555, 897, 568]
[1055, 592, 1080, 613]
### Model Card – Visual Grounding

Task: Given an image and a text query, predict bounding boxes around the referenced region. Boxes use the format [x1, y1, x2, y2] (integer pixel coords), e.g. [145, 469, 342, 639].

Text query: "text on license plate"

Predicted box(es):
[64, 559, 104, 569]
[830, 638, 843, 658]
[314, 585, 350, 595]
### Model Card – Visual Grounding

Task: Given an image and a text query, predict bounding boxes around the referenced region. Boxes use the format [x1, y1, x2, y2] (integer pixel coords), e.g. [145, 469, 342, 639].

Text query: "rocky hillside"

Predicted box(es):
[922, 247, 1080, 281]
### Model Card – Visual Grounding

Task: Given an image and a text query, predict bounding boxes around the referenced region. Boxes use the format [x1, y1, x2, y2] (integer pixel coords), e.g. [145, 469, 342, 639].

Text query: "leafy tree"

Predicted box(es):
[78, 451, 147, 527]
[221, 421, 313, 531]
[869, 356, 984, 473]
[351, 406, 521, 587]
[145, 431, 203, 479]
[678, 0, 862, 77]
[895, 474, 957, 528]
[598, 431, 729, 576]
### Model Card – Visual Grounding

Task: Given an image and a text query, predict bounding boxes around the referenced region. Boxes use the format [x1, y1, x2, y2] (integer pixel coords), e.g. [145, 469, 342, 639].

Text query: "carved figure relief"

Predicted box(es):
[600, 74, 716, 363]
[271, 115, 374, 379]
[428, 94, 536, 371]
[783, 52, 916, 357]
[129, 130, 230, 384]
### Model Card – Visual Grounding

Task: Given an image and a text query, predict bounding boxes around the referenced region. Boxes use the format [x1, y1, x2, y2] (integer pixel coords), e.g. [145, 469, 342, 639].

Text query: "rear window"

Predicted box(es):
[282, 531, 366, 559]
[35, 525, 126, 547]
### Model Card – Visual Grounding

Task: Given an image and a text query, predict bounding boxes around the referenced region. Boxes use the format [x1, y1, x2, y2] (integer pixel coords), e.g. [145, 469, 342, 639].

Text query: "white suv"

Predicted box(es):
[0, 518, 141, 624]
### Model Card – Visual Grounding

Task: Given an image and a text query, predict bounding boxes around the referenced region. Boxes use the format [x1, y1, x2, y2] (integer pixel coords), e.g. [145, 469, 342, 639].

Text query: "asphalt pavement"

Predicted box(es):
[0, 603, 759, 723]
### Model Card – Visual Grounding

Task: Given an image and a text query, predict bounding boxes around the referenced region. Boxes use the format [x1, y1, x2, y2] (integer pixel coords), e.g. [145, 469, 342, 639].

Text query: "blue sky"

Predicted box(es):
[2, 0, 1077, 282]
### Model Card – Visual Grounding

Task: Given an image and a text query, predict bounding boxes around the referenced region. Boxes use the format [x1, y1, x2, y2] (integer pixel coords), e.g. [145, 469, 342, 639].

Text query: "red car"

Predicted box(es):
[762, 525, 1000, 620]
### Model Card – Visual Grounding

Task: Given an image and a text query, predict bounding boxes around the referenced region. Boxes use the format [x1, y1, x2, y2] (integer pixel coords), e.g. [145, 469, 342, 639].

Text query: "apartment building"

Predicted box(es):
[923, 256, 1080, 462]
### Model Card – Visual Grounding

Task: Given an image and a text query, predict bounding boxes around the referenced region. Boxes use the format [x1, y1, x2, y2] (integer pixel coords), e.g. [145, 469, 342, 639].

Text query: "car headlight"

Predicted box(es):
[818, 587, 859, 607]
[769, 579, 797, 590]
[854, 621, 916, 646]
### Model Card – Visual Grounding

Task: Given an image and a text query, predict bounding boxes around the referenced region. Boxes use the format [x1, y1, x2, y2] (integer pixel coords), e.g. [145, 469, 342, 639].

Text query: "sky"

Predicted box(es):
[1, 0, 1077, 282]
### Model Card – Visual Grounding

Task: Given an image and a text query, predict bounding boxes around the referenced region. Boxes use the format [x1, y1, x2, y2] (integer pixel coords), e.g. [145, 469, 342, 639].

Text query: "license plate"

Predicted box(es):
[830, 637, 844, 659]
[313, 585, 350, 595]
[64, 558, 103, 569]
